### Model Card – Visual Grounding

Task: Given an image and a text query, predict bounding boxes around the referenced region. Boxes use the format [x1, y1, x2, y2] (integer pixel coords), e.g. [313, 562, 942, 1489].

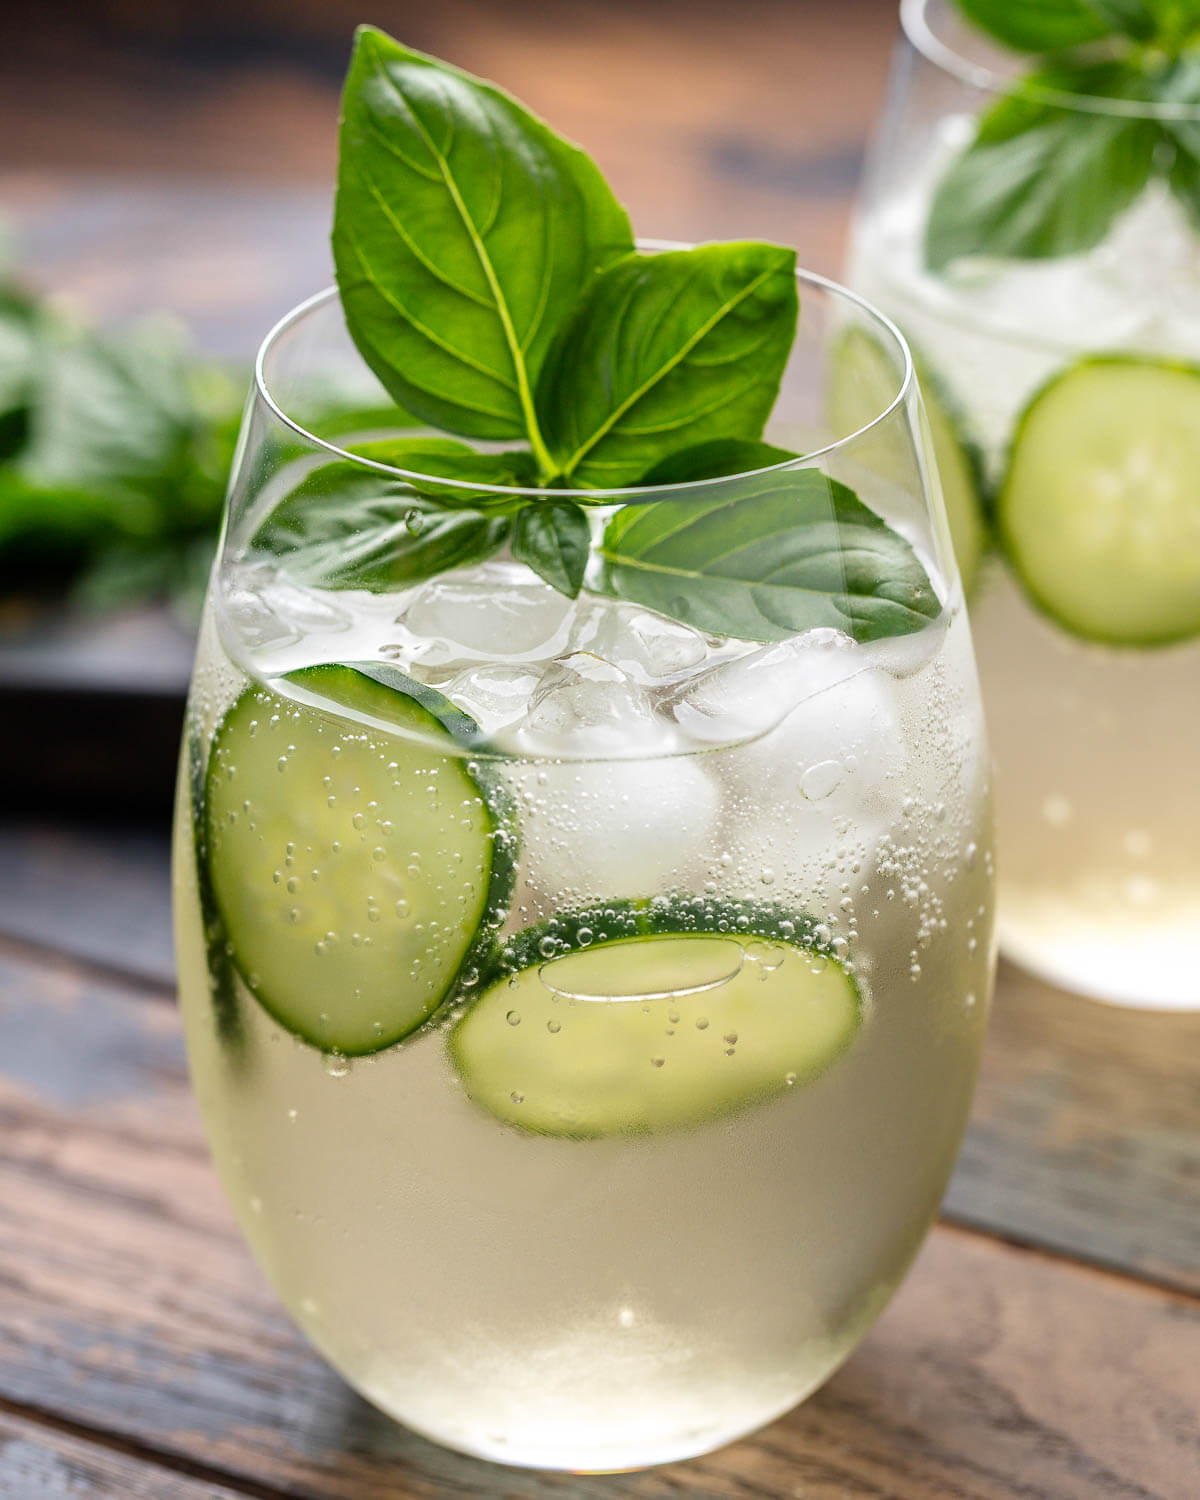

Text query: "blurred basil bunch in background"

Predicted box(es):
[0, 269, 244, 620]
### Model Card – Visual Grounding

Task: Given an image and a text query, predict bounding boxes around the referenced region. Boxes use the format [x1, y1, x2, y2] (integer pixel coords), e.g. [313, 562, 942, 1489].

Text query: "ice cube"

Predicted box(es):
[509, 652, 669, 758]
[221, 566, 300, 652]
[707, 661, 908, 912]
[747, 666, 905, 826]
[866, 607, 948, 680]
[503, 753, 721, 905]
[571, 599, 708, 682]
[265, 576, 353, 634]
[669, 629, 863, 745]
[444, 663, 542, 736]
[400, 560, 575, 668]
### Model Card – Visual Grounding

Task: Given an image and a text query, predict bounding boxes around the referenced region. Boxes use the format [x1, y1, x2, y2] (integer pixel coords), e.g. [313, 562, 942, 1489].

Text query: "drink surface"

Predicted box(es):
[174, 558, 993, 1469]
[850, 121, 1200, 1008]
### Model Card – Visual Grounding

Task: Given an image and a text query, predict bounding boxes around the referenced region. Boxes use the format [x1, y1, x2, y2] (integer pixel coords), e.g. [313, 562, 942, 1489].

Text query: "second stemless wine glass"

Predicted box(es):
[847, 0, 1200, 1008]
[173, 269, 994, 1471]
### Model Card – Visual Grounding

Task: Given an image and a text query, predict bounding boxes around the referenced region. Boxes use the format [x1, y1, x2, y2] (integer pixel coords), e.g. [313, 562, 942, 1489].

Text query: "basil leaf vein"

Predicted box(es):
[333, 26, 633, 468]
[925, 64, 1160, 270]
[538, 243, 798, 488]
[597, 468, 940, 643]
[638, 438, 800, 485]
[512, 500, 591, 596]
[255, 441, 527, 590]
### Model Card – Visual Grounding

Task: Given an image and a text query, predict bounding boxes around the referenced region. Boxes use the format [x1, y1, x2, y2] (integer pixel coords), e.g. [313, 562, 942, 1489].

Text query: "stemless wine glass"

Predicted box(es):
[172, 268, 995, 1472]
[847, 0, 1200, 1009]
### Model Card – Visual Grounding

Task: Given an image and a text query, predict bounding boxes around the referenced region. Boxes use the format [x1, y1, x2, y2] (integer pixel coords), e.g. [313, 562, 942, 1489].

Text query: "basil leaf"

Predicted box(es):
[332, 26, 633, 465]
[1169, 137, 1200, 226]
[0, 292, 37, 460]
[285, 500, 506, 592]
[338, 437, 538, 507]
[72, 541, 176, 612]
[0, 279, 240, 603]
[1155, 58, 1200, 225]
[0, 475, 123, 583]
[952, 0, 1114, 51]
[1089, 0, 1200, 40]
[1088, 0, 1157, 36]
[20, 322, 194, 513]
[539, 243, 798, 489]
[597, 468, 940, 644]
[256, 447, 517, 590]
[1155, 0, 1200, 37]
[0, 317, 226, 562]
[925, 64, 1160, 270]
[298, 401, 419, 443]
[638, 438, 799, 485]
[512, 500, 590, 596]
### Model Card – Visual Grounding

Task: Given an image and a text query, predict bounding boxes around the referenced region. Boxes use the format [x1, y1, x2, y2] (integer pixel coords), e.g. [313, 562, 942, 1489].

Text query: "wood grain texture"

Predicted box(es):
[1, 947, 1197, 1499]
[0, 1409, 253, 1500]
[0, 824, 174, 987]
[947, 961, 1200, 1295]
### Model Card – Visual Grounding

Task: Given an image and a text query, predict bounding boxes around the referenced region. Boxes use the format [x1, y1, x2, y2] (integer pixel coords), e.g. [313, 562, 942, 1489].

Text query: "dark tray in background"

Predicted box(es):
[1, 604, 194, 816]
[0, 175, 335, 818]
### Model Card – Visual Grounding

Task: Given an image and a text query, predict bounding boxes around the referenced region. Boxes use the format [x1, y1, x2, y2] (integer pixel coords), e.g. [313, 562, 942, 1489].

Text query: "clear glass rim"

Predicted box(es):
[901, 0, 1200, 121]
[252, 259, 916, 502]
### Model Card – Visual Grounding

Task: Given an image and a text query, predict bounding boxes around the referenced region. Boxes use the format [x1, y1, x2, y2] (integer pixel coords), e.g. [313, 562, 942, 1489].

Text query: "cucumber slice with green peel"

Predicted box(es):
[827, 326, 989, 595]
[205, 663, 510, 1055]
[998, 357, 1200, 647]
[187, 732, 246, 1059]
[450, 903, 861, 1137]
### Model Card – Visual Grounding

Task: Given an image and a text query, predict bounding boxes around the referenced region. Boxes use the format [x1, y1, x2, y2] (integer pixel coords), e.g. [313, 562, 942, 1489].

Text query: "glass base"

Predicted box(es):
[358, 1384, 815, 1474]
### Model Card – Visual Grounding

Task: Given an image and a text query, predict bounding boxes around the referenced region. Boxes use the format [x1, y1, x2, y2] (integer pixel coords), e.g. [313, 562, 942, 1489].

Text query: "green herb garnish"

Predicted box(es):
[251, 442, 522, 592]
[597, 468, 940, 643]
[320, 25, 938, 644]
[929, 2, 1200, 269]
[0, 284, 242, 615]
[332, 25, 634, 471]
[536, 242, 798, 488]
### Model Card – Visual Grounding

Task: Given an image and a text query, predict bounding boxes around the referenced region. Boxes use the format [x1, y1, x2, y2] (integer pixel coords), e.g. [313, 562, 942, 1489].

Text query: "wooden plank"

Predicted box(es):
[0, 824, 174, 987]
[1, 949, 1197, 1499]
[948, 961, 1200, 1294]
[0, 1408, 253, 1500]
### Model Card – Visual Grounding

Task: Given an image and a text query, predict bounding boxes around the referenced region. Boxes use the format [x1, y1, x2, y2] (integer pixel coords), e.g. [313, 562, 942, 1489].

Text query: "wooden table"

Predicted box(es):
[2, 2, 1199, 1494]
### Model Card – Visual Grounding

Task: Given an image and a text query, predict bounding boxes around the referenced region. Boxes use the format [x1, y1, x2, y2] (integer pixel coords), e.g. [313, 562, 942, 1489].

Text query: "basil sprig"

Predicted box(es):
[321, 26, 937, 644]
[957, 0, 1200, 52]
[928, 3, 1200, 270]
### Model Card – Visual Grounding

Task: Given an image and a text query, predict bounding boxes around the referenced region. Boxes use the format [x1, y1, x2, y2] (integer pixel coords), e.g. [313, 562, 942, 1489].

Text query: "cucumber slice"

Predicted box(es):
[187, 732, 246, 1059]
[450, 903, 861, 1137]
[205, 663, 509, 1054]
[828, 326, 988, 594]
[998, 356, 1200, 646]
